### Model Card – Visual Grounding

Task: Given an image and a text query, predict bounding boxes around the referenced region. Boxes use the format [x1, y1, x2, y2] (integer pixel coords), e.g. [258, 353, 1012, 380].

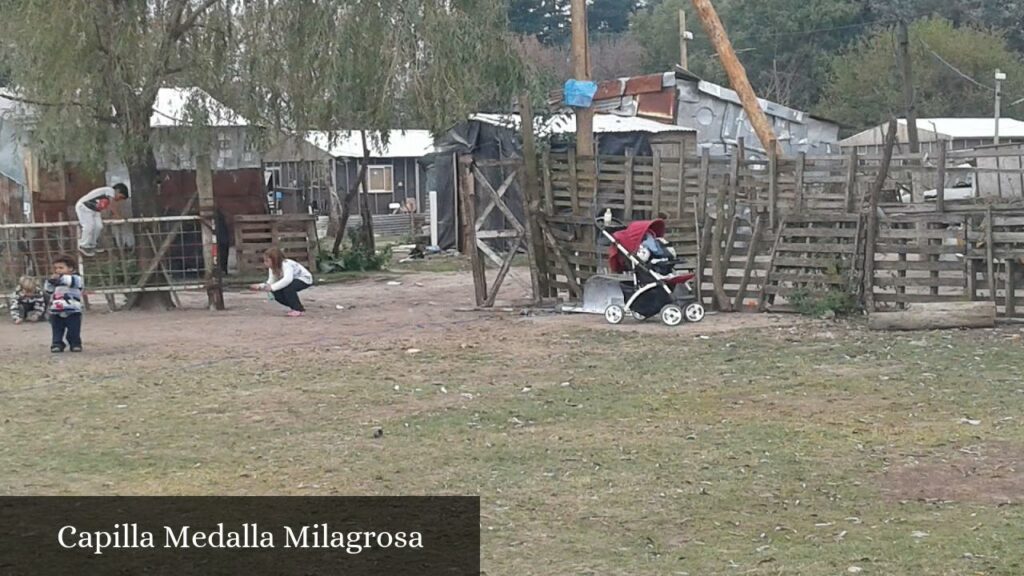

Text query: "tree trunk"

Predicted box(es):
[331, 161, 369, 255]
[358, 132, 376, 253]
[127, 138, 174, 310]
[868, 302, 996, 331]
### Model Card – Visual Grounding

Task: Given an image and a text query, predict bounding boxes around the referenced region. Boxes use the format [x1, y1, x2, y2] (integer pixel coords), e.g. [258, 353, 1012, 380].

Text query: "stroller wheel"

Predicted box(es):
[604, 305, 625, 325]
[631, 311, 647, 322]
[660, 304, 683, 327]
[684, 302, 706, 323]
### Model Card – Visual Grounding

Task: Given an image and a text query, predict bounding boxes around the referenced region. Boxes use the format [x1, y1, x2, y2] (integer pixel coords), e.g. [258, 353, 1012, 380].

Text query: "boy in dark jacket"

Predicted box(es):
[9, 276, 46, 324]
[44, 255, 85, 353]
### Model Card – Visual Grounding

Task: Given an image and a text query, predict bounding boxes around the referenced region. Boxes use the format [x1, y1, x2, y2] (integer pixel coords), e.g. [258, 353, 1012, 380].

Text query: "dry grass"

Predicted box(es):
[2, 282, 1023, 574]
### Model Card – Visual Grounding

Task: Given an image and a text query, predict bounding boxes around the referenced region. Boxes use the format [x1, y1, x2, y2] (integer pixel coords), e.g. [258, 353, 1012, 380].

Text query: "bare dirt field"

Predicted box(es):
[2, 268, 1023, 574]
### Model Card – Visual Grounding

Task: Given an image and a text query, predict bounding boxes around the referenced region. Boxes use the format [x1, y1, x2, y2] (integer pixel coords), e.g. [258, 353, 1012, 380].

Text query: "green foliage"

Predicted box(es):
[508, 0, 570, 45]
[819, 18, 1024, 129]
[318, 226, 392, 273]
[788, 287, 859, 318]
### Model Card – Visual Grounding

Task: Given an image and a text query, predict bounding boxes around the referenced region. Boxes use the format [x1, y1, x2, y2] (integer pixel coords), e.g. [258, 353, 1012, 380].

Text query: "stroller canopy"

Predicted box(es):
[608, 219, 666, 273]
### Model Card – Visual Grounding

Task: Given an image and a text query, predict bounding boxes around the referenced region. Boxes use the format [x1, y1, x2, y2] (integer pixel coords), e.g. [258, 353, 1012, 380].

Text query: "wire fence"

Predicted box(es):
[0, 216, 207, 299]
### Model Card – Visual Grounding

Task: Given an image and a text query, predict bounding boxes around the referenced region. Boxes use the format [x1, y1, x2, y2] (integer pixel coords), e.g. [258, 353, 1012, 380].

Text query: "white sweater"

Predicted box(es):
[266, 259, 313, 292]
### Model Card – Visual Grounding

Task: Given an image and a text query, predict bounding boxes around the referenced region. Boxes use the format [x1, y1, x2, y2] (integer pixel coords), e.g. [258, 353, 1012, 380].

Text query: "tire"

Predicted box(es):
[684, 302, 706, 323]
[660, 304, 683, 327]
[604, 305, 625, 325]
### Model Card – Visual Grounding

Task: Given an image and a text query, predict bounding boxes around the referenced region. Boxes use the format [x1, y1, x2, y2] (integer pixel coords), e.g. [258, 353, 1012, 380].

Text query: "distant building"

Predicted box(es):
[548, 66, 842, 157]
[840, 118, 1024, 155]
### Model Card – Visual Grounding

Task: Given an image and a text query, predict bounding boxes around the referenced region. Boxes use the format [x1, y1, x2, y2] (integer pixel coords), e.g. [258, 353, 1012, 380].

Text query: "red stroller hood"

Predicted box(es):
[607, 219, 666, 273]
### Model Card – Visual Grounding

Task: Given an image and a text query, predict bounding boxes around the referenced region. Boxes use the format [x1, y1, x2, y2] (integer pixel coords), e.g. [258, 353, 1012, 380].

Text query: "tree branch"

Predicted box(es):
[171, 0, 220, 41]
[0, 92, 117, 124]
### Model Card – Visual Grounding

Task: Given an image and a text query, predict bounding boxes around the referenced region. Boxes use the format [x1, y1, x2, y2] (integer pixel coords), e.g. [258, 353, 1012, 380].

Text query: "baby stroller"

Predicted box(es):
[599, 217, 705, 326]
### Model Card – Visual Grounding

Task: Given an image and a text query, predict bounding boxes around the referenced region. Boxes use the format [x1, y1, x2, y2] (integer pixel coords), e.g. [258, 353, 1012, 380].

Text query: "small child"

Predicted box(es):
[9, 276, 46, 325]
[44, 255, 85, 353]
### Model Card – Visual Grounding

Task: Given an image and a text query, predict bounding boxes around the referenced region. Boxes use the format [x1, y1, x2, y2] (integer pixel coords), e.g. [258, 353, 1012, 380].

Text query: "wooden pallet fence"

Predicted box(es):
[869, 214, 967, 310]
[234, 214, 317, 274]
[760, 213, 863, 312]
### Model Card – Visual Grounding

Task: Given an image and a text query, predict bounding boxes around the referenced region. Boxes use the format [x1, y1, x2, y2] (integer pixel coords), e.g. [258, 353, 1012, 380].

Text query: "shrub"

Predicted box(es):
[788, 287, 859, 318]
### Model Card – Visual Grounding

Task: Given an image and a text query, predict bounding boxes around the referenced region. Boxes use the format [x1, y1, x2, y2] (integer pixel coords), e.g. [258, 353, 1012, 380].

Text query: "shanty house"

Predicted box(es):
[549, 66, 841, 157]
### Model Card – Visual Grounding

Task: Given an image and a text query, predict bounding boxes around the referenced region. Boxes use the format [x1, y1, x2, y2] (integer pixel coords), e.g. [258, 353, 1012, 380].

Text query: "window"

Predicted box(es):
[367, 166, 394, 194]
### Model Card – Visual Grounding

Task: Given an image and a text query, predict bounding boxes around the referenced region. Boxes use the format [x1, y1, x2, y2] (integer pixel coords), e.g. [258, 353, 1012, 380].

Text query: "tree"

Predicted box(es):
[588, 0, 638, 35]
[0, 0, 528, 303]
[507, 0, 570, 45]
[819, 18, 1024, 130]
[630, 0, 866, 109]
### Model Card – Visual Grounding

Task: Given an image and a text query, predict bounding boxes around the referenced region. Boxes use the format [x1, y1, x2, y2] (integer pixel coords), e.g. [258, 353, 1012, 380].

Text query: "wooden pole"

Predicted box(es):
[986, 206, 996, 306]
[458, 155, 486, 306]
[845, 149, 858, 213]
[679, 8, 691, 69]
[690, 0, 780, 156]
[517, 94, 547, 304]
[1007, 259, 1018, 317]
[733, 212, 764, 310]
[935, 144, 947, 213]
[862, 119, 898, 312]
[570, 0, 594, 157]
[896, 20, 920, 154]
[196, 146, 224, 310]
[768, 145, 778, 228]
[868, 301, 996, 331]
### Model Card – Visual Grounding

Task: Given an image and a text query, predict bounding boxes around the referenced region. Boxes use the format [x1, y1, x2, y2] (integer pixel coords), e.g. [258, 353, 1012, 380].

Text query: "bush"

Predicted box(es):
[788, 287, 859, 318]
[317, 226, 391, 273]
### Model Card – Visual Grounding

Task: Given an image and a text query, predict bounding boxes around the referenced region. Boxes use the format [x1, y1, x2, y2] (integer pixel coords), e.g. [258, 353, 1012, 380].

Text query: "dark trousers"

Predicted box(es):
[272, 280, 311, 311]
[51, 313, 82, 349]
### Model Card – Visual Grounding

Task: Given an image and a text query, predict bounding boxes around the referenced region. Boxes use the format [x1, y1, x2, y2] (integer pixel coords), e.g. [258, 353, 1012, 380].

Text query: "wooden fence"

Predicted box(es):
[537, 144, 1024, 319]
[234, 214, 318, 275]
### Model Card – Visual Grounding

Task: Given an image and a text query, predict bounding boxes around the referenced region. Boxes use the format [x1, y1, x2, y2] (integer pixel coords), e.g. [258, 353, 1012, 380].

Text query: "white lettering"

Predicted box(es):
[57, 526, 76, 549]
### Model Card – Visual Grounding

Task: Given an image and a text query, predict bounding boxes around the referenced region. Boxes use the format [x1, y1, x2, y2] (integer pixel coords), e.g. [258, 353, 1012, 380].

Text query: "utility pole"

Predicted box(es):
[896, 20, 919, 154]
[679, 8, 693, 69]
[995, 69, 1006, 144]
[690, 0, 780, 156]
[570, 0, 593, 157]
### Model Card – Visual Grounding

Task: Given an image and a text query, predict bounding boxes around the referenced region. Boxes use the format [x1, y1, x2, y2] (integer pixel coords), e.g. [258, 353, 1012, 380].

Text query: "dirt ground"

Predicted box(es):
[0, 270, 796, 358]
[2, 270, 1023, 574]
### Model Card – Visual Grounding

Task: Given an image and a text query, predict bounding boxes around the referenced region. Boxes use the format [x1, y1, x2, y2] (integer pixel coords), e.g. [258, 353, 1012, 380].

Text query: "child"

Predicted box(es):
[249, 247, 313, 317]
[9, 276, 46, 325]
[76, 183, 130, 256]
[44, 255, 85, 353]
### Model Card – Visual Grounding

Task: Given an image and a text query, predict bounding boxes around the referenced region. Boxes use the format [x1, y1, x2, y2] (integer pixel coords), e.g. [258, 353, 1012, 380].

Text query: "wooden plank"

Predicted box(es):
[473, 169, 518, 231]
[568, 151, 579, 214]
[781, 227, 860, 239]
[699, 149, 710, 223]
[710, 185, 729, 311]
[874, 260, 965, 272]
[845, 149, 858, 212]
[873, 276, 966, 288]
[935, 144, 946, 213]
[483, 235, 523, 307]
[776, 242, 857, 254]
[873, 292, 977, 304]
[1007, 260, 1018, 317]
[473, 165, 525, 236]
[795, 152, 806, 211]
[758, 219, 786, 311]
[476, 230, 522, 239]
[732, 212, 765, 310]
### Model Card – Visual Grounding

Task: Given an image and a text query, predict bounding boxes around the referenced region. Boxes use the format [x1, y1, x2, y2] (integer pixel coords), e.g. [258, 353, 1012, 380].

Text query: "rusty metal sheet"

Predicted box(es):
[636, 89, 676, 121]
[594, 79, 625, 101]
[624, 74, 666, 96]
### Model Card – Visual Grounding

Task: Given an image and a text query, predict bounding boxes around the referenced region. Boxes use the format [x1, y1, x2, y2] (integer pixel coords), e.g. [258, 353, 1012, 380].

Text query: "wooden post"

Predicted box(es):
[570, 0, 593, 158]
[676, 154, 687, 220]
[868, 301, 996, 331]
[711, 184, 729, 311]
[698, 148, 710, 222]
[678, 8, 690, 69]
[195, 148, 224, 310]
[896, 20, 920, 155]
[690, 0, 780, 156]
[652, 151, 663, 217]
[568, 150, 580, 214]
[795, 152, 806, 212]
[624, 154, 635, 220]
[758, 219, 786, 312]
[768, 146, 778, 229]
[844, 149, 858, 213]
[986, 206, 996, 306]
[542, 149, 554, 213]
[935, 144, 946, 213]
[517, 93, 547, 304]
[1007, 259, 1018, 317]
[458, 155, 486, 306]
[863, 119, 898, 312]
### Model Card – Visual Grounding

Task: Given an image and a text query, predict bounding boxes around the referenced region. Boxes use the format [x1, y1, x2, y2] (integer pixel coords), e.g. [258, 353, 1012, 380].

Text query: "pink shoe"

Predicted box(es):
[286, 310, 305, 317]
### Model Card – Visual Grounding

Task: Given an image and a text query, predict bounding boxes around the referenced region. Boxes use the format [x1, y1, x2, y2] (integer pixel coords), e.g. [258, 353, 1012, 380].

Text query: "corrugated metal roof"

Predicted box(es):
[304, 130, 435, 158]
[150, 87, 249, 127]
[906, 118, 1024, 139]
[470, 113, 695, 135]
